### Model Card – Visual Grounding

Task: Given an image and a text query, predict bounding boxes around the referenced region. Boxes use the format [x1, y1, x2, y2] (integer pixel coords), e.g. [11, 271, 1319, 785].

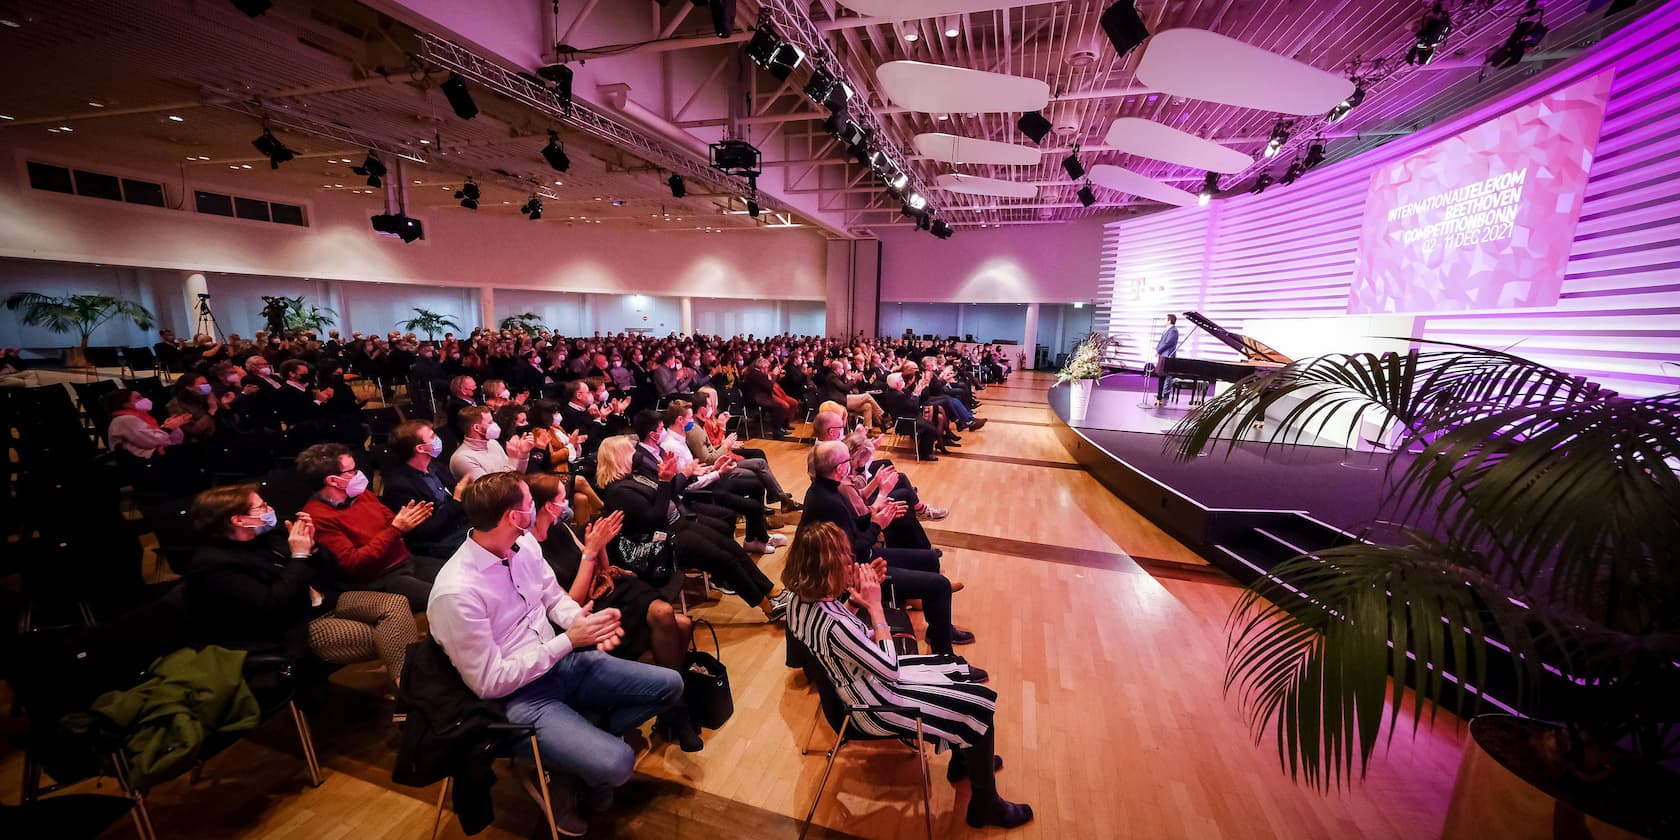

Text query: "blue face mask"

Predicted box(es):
[195, 383, 213, 395]
[684, 419, 696, 432]
[253, 509, 278, 534]
[427, 437, 443, 457]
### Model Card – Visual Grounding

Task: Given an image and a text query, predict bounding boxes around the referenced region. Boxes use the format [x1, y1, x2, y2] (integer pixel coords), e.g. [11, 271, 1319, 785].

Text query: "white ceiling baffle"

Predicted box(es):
[876, 61, 1051, 114]
[1135, 29, 1356, 116]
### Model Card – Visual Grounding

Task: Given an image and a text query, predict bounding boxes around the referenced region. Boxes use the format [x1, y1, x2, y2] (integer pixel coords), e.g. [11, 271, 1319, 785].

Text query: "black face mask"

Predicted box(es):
[513, 424, 531, 437]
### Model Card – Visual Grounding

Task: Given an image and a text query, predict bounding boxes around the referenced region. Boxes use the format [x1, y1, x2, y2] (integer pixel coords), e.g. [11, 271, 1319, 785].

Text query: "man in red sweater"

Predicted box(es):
[297, 442, 441, 612]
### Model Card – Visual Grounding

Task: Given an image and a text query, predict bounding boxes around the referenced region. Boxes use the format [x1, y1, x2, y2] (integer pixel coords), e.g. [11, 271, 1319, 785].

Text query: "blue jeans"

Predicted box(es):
[503, 650, 683, 788]
[927, 395, 973, 426]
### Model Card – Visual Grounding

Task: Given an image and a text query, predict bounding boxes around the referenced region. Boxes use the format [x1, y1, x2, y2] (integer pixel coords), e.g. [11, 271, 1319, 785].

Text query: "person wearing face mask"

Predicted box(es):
[429, 472, 684, 834]
[607, 354, 635, 393]
[183, 484, 418, 688]
[297, 443, 443, 612]
[450, 405, 535, 482]
[166, 373, 219, 442]
[103, 388, 192, 460]
[380, 420, 472, 558]
[651, 352, 694, 401]
[239, 354, 285, 429]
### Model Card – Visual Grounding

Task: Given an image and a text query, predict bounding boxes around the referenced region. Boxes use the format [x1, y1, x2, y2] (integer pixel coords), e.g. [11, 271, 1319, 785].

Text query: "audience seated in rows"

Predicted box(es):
[297, 442, 447, 612]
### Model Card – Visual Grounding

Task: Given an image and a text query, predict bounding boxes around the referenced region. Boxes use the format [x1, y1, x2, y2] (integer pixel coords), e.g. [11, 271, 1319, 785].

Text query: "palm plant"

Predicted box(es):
[499, 312, 545, 334]
[281, 295, 337, 335]
[399, 307, 461, 342]
[1167, 343, 1679, 803]
[5, 292, 156, 365]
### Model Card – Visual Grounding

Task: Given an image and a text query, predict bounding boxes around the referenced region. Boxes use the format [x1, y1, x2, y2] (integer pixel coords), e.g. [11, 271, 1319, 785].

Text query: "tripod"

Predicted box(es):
[195, 295, 224, 343]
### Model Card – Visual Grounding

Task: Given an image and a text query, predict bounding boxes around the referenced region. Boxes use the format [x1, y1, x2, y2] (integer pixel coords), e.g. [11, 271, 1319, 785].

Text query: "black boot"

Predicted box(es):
[947, 753, 1004, 782]
[657, 707, 705, 753]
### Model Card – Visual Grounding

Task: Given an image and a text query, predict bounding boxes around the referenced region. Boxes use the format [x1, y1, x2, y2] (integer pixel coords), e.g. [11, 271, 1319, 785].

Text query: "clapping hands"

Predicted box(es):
[565, 602, 625, 652]
[505, 432, 536, 459]
[286, 512, 315, 556]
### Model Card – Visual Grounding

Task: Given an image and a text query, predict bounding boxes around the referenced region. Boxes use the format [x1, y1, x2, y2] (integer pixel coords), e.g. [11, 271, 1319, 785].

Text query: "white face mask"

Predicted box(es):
[133, 397, 153, 412]
[426, 436, 443, 457]
[342, 470, 369, 498]
[484, 421, 501, 440]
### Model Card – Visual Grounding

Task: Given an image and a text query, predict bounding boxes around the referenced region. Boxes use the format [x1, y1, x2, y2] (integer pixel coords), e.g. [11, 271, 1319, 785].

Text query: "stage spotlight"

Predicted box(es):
[916, 212, 932, 231]
[1249, 171, 1273, 194]
[766, 42, 806, 81]
[744, 26, 778, 67]
[1279, 158, 1305, 186]
[541, 131, 570, 172]
[1198, 171, 1219, 206]
[746, 196, 761, 218]
[351, 152, 386, 188]
[1407, 3, 1452, 66]
[1077, 183, 1097, 208]
[537, 62, 574, 113]
[1100, 1, 1150, 57]
[1327, 83, 1365, 124]
[519, 195, 543, 220]
[1488, 1, 1547, 69]
[1062, 151, 1085, 181]
[1302, 140, 1326, 170]
[906, 192, 928, 212]
[1018, 111, 1053, 145]
[668, 174, 686, 198]
[1264, 120, 1290, 158]
[853, 143, 873, 167]
[710, 139, 762, 177]
[930, 219, 953, 240]
[804, 71, 854, 115]
[453, 177, 480, 210]
[370, 213, 424, 243]
[835, 119, 867, 149]
[250, 129, 294, 169]
[1606, 0, 1637, 15]
[440, 73, 478, 120]
[230, 0, 271, 16]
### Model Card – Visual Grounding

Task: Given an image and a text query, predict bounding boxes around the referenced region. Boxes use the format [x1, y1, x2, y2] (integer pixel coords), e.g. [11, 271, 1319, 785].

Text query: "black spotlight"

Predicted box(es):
[370, 213, 424, 243]
[352, 152, 386, 188]
[440, 73, 478, 120]
[1280, 158, 1305, 186]
[1018, 111, 1053, 145]
[1099, 2, 1150, 56]
[1407, 3, 1452, 66]
[541, 131, 570, 172]
[707, 0, 736, 38]
[251, 129, 295, 169]
[1488, 1, 1548, 69]
[930, 219, 953, 240]
[668, 174, 686, 198]
[1198, 171, 1219, 206]
[1327, 83, 1366, 124]
[1077, 183, 1097, 208]
[745, 196, 761, 218]
[454, 178, 480, 210]
[766, 42, 806, 81]
[537, 62, 574, 114]
[1062, 151, 1085, 181]
[805, 71, 853, 114]
[1264, 119, 1291, 158]
[710, 139, 762, 177]
[1302, 140, 1327, 170]
[1249, 171, 1273, 194]
[744, 26, 779, 67]
[519, 195, 543, 220]
[835, 120, 867, 149]
[230, 0, 272, 16]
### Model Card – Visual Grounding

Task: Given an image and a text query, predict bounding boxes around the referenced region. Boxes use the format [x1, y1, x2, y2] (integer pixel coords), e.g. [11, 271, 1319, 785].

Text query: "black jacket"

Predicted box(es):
[183, 533, 336, 662]
[740, 367, 779, 411]
[876, 386, 920, 420]
[380, 460, 470, 557]
[602, 475, 683, 539]
[393, 639, 508, 836]
[816, 369, 852, 406]
[798, 476, 877, 565]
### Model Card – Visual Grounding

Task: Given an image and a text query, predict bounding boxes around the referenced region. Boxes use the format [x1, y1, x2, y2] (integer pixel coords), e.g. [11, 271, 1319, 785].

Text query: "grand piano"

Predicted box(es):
[1158, 311, 1291, 398]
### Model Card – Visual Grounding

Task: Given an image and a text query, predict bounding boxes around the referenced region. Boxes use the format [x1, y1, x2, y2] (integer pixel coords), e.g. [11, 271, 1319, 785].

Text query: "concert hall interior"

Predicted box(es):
[0, 1, 1675, 839]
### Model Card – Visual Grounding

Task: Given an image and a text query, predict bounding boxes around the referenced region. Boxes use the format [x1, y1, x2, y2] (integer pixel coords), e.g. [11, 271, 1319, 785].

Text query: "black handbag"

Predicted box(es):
[682, 619, 733, 730]
[611, 532, 674, 587]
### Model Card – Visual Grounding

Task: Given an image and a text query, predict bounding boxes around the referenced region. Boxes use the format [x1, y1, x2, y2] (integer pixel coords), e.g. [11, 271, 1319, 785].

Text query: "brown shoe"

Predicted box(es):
[967, 418, 988, 431]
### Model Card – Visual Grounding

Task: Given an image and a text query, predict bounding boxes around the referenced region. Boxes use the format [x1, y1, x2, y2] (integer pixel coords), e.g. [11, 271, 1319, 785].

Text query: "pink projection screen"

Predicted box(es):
[1349, 71, 1613, 314]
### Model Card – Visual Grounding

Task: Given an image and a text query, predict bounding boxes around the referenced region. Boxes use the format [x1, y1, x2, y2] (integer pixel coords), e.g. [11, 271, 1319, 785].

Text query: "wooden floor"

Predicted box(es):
[0, 371, 1467, 839]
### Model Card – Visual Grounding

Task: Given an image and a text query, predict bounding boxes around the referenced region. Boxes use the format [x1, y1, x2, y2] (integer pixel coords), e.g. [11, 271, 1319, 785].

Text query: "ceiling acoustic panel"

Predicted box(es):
[877, 61, 1050, 115]
[837, 0, 1034, 17]
[934, 173, 1039, 199]
[1103, 118, 1253, 174]
[1136, 28, 1357, 116]
[914, 133, 1041, 166]
[1088, 164, 1199, 207]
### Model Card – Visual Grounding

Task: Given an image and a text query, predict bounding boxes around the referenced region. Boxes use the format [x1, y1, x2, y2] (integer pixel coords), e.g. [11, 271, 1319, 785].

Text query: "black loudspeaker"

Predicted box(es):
[709, 0, 736, 38]
[1100, 2, 1150, 57]
[1017, 111, 1053, 144]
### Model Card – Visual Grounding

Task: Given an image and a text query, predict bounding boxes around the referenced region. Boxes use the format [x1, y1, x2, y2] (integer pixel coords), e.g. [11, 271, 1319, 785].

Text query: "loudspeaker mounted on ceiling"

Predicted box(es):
[1101, 2, 1150, 57]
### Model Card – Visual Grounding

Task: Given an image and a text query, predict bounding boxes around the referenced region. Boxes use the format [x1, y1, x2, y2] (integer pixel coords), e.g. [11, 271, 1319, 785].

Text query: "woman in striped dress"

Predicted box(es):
[783, 523, 1033, 830]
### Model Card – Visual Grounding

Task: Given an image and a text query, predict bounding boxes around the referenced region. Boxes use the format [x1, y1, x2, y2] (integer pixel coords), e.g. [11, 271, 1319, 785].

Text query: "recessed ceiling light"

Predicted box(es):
[412, 179, 421, 184]
[334, 183, 343, 188]
[593, 196, 602, 201]
[240, 163, 252, 169]
[937, 113, 949, 121]
[0, 114, 13, 120]
[88, 100, 106, 108]
[229, 164, 240, 169]
[0, 19, 20, 28]
[166, 114, 184, 122]
[197, 155, 209, 160]
[554, 180, 562, 186]
[418, 138, 430, 144]
[56, 125, 73, 132]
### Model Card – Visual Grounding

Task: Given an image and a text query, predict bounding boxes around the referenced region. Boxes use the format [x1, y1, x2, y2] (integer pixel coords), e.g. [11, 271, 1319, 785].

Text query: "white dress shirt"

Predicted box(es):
[428, 532, 584, 700]
[657, 428, 718, 489]
[449, 436, 530, 481]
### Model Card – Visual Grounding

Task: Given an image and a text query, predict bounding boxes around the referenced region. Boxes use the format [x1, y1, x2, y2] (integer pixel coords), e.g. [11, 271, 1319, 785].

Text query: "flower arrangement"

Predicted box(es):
[1057, 334, 1105, 385]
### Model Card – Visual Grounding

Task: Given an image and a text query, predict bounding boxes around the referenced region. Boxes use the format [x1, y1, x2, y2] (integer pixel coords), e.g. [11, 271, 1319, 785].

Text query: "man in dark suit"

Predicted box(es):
[739, 355, 790, 439]
[876, 372, 942, 460]
[274, 359, 326, 428]
[799, 441, 977, 660]
[380, 420, 470, 557]
[629, 410, 743, 536]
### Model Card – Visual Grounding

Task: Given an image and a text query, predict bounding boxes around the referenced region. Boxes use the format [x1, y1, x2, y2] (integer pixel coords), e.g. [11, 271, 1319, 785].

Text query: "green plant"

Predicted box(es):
[400, 307, 461, 341]
[4, 292, 156, 353]
[1168, 343, 1679, 791]
[1055, 333, 1106, 385]
[281, 295, 337, 335]
[499, 312, 545, 334]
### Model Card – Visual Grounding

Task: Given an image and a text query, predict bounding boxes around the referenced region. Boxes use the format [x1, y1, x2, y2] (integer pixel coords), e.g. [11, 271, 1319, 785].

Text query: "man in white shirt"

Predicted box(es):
[429, 472, 681, 831]
[450, 405, 535, 480]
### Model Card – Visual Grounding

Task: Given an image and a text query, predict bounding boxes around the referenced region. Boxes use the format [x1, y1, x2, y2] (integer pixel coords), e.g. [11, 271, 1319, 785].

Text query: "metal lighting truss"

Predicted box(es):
[215, 98, 563, 202]
[418, 32, 783, 214]
[753, 0, 937, 224]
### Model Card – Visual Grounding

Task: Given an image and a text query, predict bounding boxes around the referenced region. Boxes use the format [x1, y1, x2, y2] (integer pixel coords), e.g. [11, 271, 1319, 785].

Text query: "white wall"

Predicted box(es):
[0, 259, 162, 348]
[877, 221, 1106, 304]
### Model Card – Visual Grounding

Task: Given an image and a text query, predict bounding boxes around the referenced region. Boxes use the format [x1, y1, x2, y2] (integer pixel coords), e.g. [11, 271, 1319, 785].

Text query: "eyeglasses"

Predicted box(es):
[247, 503, 273, 515]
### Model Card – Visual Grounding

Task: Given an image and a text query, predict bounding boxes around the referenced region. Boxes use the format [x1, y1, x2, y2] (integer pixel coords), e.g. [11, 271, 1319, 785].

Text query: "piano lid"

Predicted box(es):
[1182, 311, 1292, 365]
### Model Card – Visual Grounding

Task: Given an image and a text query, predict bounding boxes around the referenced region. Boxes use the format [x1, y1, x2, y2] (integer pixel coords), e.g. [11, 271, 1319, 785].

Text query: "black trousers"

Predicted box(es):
[673, 517, 773, 606]
[871, 549, 954, 654]
[688, 479, 770, 543]
[346, 555, 446, 613]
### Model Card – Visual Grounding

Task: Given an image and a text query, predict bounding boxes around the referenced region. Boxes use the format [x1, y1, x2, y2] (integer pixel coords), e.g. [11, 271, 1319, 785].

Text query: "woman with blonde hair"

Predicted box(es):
[782, 523, 1030, 829]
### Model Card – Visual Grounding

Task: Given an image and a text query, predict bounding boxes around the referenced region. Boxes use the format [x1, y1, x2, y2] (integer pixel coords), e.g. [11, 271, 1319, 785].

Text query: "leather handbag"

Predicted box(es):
[611, 531, 674, 588]
[682, 619, 733, 730]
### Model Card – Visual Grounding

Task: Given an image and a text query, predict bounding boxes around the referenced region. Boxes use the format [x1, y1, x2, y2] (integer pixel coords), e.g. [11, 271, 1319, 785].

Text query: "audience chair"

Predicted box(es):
[793, 638, 933, 840]
[122, 346, 159, 378]
[83, 347, 123, 370]
[889, 415, 925, 462]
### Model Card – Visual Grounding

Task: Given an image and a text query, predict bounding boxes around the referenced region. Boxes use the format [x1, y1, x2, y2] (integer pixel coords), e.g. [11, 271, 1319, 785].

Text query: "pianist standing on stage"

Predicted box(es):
[1154, 313, 1179, 406]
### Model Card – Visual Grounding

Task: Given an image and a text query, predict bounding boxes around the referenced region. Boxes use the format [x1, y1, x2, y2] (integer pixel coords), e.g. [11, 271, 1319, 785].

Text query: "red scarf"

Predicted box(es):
[114, 408, 166, 452]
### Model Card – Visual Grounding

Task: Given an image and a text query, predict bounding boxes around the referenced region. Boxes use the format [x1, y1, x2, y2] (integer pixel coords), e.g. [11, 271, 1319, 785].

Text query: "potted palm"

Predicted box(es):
[399, 307, 461, 342]
[1056, 334, 1106, 422]
[499, 312, 545, 334]
[1167, 344, 1678, 837]
[4, 292, 157, 367]
[281, 295, 338, 336]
